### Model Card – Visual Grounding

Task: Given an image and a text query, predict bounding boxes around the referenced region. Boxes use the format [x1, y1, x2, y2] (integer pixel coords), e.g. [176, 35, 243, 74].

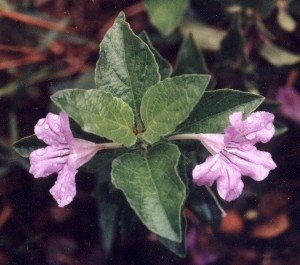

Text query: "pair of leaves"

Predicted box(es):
[51, 74, 210, 147]
[52, 13, 211, 147]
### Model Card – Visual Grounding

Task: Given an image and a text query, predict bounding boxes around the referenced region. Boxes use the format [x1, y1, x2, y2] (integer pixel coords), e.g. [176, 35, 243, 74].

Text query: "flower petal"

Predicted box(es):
[29, 146, 69, 178]
[193, 154, 243, 201]
[198, 133, 225, 155]
[192, 154, 222, 186]
[35, 113, 70, 146]
[224, 147, 276, 181]
[224, 111, 275, 145]
[71, 138, 100, 168]
[216, 167, 244, 202]
[59, 112, 75, 148]
[49, 165, 77, 207]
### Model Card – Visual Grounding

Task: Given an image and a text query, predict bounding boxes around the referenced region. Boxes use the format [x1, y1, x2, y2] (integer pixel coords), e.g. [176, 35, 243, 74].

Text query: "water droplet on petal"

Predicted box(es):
[52, 115, 59, 121]
[260, 123, 265, 127]
[246, 133, 256, 140]
[67, 196, 72, 202]
[44, 124, 49, 130]
[38, 118, 45, 125]
[255, 113, 261, 118]
[266, 123, 273, 130]
[61, 187, 66, 192]
[247, 116, 254, 123]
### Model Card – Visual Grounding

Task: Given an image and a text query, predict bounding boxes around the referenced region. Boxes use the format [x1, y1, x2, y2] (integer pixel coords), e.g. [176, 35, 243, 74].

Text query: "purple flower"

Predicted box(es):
[192, 111, 276, 201]
[277, 87, 300, 125]
[187, 226, 217, 265]
[29, 112, 101, 207]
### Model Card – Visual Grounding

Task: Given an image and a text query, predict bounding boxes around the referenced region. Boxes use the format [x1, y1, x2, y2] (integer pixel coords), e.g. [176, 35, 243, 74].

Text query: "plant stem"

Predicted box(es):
[168, 133, 199, 141]
[205, 186, 227, 217]
[98, 142, 123, 150]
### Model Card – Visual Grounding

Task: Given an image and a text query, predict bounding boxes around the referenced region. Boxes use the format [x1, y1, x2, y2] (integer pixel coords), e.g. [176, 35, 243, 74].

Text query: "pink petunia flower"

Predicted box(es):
[29, 112, 101, 207]
[192, 111, 277, 201]
[277, 87, 300, 125]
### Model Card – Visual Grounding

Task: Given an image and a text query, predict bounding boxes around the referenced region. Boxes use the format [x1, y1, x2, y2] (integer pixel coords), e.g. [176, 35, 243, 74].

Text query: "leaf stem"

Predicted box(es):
[168, 133, 199, 141]
[205, 186, 227, 217]
[98, 142, 123, 150]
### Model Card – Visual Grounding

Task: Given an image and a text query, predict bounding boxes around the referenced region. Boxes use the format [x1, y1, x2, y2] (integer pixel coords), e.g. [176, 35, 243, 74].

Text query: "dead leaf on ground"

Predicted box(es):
[251, 213, 290, 239]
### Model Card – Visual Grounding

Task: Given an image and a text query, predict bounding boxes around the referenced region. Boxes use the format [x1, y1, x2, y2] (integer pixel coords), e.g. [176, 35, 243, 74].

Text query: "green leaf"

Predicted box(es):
[95, 12, 160, 128]
[139, 31, 172, 80]
[180, 18, 226, 51]
[0, 0, 15, 11]
[157, 214, 187, 257]
[220, 14, 245, 62]
[111, 143, 186, 242]
[277, 9, 297, 32]
[176, 89, 264, 133]
[98, 202, 119, 256]
[258, 0, 277, 18]
[141, 75, 211, 144]
[187, 188, 222, 229]
[51, 89, 136, 147]
[93, 175, 123, 256]
[260, 43, 300, 66]
[144, 0, 189, 36]
[174, 34, 209, 76]
[13, 135, 46, 158]
[258, 100, 281, 114]
[274, 120, 288, 136]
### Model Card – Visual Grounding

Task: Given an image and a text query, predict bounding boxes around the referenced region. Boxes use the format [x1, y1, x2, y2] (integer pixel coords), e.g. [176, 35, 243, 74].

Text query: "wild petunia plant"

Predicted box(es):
[13, 12, 277, 257]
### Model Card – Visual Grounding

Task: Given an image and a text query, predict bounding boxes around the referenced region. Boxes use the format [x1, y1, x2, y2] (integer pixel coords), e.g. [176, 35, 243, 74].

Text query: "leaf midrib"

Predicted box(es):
[143, 151, 172, 227]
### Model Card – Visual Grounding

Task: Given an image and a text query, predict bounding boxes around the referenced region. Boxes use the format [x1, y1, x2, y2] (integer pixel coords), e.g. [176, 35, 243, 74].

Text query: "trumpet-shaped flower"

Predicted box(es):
[192, 111, 276, 201]
[29, 112, 101, 207]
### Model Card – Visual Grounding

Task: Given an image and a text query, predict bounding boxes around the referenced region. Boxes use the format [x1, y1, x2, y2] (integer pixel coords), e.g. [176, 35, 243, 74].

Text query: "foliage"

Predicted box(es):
[0, 0, 298, 264]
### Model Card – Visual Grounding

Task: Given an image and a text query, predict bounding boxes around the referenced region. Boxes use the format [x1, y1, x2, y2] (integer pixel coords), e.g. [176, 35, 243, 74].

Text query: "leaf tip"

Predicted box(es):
[116, 11, 126, 21]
